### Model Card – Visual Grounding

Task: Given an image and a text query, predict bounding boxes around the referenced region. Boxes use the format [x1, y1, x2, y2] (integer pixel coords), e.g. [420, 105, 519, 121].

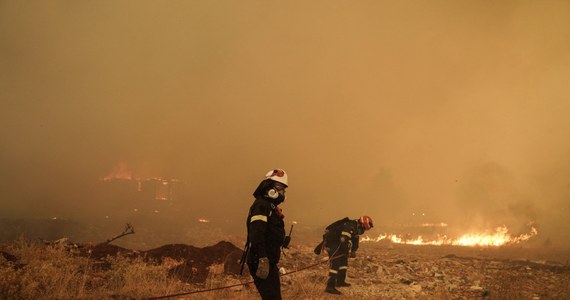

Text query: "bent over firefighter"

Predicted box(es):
[314, 215, 373, 295]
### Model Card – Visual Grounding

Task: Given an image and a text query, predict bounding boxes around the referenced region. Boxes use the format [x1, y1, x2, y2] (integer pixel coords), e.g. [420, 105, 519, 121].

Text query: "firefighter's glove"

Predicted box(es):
[282, 236, 291, 248]
[256, 257, 270, 279]
[350, 251, 357, 258]
[313, 241, 323, 255]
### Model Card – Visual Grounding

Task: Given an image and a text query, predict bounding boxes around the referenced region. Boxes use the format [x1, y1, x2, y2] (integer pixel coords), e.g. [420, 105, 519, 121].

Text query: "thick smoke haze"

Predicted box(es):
[1, 1, 569, 247]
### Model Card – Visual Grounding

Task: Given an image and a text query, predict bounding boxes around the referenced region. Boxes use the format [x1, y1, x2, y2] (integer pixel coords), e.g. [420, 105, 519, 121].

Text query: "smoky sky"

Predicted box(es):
[1, 1, 569, 246]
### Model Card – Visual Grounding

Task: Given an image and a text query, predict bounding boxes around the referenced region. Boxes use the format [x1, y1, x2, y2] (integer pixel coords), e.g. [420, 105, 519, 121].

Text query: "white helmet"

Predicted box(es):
[265, 169, 288, 187]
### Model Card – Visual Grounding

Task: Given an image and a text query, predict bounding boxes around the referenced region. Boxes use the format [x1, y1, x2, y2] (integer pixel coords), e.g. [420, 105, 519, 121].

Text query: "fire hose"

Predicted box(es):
[146, 253, 346, 300]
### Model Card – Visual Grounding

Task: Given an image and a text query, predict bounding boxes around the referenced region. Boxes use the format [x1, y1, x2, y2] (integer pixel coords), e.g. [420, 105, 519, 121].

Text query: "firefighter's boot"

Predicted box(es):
[336, 269, 351, 287]
[325, 276, 342, 295]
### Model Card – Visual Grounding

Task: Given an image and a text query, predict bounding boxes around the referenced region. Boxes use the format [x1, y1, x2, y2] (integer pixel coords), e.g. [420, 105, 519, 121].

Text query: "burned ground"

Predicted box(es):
[140, 241, 243, 283]
[70, 240, 243, 283]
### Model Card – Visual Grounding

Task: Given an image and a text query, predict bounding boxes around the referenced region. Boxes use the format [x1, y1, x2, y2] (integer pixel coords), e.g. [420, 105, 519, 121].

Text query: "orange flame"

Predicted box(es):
[102, 163, 132, 181]
[361, 225, 538, 247]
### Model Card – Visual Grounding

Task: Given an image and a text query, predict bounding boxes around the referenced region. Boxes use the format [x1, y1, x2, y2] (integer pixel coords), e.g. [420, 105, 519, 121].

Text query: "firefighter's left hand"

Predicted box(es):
[256, 257, 270, 279]
[282, 236, 291, 248]
[350, 251, 356, 258]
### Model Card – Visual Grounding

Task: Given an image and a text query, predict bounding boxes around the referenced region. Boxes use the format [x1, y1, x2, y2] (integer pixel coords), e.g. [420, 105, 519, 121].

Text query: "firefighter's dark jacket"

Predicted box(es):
[324, 217, 360, 252]
[247, 197, 286, 264]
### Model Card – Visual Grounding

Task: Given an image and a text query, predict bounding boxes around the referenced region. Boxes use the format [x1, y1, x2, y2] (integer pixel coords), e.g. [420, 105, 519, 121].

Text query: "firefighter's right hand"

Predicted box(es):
[256, 257, 270, 279]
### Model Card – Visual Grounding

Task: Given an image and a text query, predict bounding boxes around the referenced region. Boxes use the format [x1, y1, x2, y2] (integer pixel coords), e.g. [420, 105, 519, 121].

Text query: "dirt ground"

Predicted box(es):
[135, 239, 569, 299]
[75, 240, 243, 284]
[66, 229, 569, 300]
[10, 226, 567, 299]
[274, 242, 570, 299]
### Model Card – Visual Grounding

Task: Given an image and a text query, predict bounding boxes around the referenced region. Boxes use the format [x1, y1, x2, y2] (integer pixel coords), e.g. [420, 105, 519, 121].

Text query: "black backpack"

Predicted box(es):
[326, 217, 350, 231]
[314, 217, 350, 255]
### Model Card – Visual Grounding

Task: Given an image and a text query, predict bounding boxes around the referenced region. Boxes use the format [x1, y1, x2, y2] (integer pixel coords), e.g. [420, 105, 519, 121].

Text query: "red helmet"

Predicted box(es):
[359, 216, 374, 231]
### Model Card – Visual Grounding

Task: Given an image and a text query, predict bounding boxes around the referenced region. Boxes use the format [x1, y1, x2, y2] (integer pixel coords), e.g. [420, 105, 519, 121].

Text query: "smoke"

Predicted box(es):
[1, 1, 569, 248]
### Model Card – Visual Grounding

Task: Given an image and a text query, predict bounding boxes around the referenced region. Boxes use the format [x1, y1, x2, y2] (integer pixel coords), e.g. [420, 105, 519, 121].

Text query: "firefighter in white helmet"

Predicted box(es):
[242, 169, 290, 300]
[314, 215, 373, 295]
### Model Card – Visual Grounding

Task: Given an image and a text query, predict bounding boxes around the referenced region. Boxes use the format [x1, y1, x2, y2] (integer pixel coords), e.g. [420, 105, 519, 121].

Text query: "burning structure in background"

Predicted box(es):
[95, 163, 183, 221]
[101, 176, 180, 202]
[101, 163, 180, 201]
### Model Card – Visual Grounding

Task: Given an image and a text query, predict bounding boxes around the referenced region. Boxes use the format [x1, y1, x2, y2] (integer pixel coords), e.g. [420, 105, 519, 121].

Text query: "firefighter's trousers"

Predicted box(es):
[326, 243, 349, 287]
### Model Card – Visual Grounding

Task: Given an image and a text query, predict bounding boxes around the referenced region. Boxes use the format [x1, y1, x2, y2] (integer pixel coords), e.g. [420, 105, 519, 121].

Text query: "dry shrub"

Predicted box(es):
[193, 263, 257, 300]
[0, 237, 261, 299]
[282, 270, 328, 298]
[101, 255, 184, 298]
[0, 237, 187, 299]
[1, 236, 90, 299]
[176, 262, 330, 299]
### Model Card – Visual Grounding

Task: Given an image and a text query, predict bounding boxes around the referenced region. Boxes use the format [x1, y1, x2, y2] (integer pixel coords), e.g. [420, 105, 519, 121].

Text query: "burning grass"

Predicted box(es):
[360, 224, 539, 247]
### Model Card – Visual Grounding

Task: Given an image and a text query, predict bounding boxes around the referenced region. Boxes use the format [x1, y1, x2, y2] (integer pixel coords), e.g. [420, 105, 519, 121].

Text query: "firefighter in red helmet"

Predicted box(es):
[241, 169, 290, 300]
[314, 215, 373, 295]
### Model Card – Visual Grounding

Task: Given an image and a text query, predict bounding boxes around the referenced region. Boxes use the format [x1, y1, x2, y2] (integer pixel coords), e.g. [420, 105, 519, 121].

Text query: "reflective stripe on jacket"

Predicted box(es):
[247, 197, 285, 263]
